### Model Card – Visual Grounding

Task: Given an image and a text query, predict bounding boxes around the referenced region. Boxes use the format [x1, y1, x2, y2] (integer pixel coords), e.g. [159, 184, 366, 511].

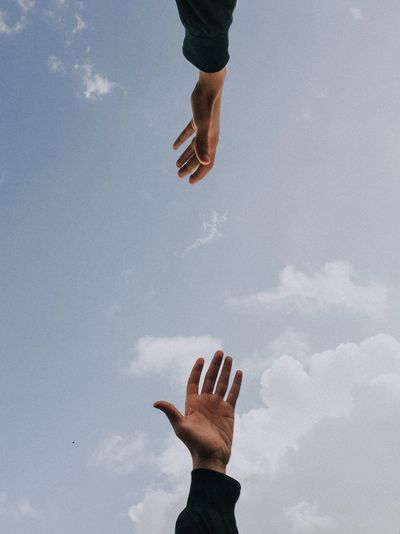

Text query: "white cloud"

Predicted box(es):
[129, 333, 400, 533]
[0, 492, 44, 521]
[183, 211, 227, 256]
[44, 3, 124, 101]
[285, 501, 334, 533]
[72, 11, 86, 33]
[127, 335, 222, 385]
[127, 336, 222, 385]
[48, 55, 65, 73]
[17, 0, 35, 12]
[240, 330, 310, 380]
[74, 63, 119, 100]
[230, 334, 400, 478]
[350, 7, 363, 20]
[0, 11, 18, 35]
[90, 432, 152, 475]
[0, 0, 34, 35]
[230, 261, 388, 319]
[128, 485, 186, 534]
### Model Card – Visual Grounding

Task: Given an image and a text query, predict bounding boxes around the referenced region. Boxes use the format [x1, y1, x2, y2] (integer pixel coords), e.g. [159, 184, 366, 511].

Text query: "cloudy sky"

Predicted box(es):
[1, 0, 400, 533]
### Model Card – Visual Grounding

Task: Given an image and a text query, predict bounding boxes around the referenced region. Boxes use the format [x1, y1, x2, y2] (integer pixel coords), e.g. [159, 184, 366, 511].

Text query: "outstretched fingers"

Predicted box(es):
[188, 163, 213, 185]
[186, 357, 205, 396]
[173, 119, 196, 150]
[226, 370, 243, 409]
[184, 351, 243, 404]
[201, 350, 224, 394]
[176, 139, 195, 169]
[215, 356, 232, 398]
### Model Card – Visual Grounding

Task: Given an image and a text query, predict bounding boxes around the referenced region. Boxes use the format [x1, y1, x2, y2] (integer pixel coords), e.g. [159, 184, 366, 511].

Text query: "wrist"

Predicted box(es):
[198, 67, 226, 92]
[192, 455, 228, 475]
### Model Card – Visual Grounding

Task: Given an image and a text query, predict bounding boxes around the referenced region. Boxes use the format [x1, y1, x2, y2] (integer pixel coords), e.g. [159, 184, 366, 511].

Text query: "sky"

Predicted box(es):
[1, 0, 400, 533]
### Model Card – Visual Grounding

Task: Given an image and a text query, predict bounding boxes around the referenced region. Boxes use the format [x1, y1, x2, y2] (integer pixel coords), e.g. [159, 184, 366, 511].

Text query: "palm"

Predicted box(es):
[179, 392, 235, 463]
[154, 351, 242, 467]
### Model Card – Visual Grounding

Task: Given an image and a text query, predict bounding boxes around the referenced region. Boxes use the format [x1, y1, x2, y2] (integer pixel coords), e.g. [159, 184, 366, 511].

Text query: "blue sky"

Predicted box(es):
[1, 1, 400, 533]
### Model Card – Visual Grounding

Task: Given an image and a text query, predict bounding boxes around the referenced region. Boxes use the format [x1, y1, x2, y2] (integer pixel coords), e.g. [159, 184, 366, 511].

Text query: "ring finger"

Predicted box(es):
[177, 155, 200, 178]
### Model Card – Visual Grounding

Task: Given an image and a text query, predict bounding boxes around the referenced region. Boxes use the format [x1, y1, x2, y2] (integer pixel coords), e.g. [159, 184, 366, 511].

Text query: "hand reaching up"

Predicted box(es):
[173, 68, 226, 185]
[153, 350, 243, 474]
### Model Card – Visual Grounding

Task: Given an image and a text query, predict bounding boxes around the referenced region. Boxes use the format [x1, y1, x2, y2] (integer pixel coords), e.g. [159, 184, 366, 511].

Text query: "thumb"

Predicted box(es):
[194, 131, 211, 165]
[153, 401, 183, 430]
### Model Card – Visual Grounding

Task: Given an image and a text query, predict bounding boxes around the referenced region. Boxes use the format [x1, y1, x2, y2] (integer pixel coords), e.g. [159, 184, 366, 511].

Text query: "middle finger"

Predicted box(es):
[176, 140, 195, 169]
[215, 356, 233, 399]
[201, 350, 224, 394]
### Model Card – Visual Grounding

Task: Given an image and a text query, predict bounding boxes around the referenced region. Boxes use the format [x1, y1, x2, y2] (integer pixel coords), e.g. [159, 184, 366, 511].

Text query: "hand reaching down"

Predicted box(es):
[173, 68, 226, 185]
[153, 350, 243, 474]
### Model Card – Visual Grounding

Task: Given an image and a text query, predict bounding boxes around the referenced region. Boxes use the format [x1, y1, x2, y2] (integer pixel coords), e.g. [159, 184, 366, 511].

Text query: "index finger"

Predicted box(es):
[186, 357, 205, 396]
[173, 119, 196, 150]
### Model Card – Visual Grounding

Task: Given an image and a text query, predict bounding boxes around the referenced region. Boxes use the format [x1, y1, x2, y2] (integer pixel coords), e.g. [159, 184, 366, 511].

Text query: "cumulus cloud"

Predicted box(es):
[350, 7, 363, 20]
[285, 501, 335, 533]
[231, 334, 400, 478]
[128, 485, 186, 533]
[0, 492, 44, 520]
[230, 261, 388, 319]
[128, 335, 222, 385]
[74, 63, 119, 100]
[128, 333, 400, 533]
[90, 432, 152, 475]
[0, 0, 34, 35]
[240, 330, 310, 380]
[182, 211, 227, 256]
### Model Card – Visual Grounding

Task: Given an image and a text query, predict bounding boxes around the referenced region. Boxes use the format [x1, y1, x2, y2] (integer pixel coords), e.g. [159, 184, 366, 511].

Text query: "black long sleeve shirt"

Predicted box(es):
[175, 0, 238, 73]
[175, 469, 241, 533]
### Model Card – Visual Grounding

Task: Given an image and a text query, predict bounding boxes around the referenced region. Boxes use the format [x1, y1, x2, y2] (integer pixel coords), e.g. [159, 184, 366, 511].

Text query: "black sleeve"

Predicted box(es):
[175, 468, 241, 534]
[174, 0, 238, 73]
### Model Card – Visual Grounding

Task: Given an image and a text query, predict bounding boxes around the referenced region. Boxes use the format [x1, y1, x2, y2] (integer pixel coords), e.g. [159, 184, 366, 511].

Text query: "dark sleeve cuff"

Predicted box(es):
[182, 31, 230, 73]
[187, 468, 241, 515]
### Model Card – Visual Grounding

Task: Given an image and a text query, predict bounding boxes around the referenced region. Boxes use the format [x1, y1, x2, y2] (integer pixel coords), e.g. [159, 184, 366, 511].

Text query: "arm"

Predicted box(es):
[173, 1, 238, 184]
[153, 350, 243, 533]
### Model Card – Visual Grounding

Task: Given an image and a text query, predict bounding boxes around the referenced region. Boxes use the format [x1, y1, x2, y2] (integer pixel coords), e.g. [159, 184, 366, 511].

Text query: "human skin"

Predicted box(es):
[153, 350, 243, 474]
[173, 68, 227, 185]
